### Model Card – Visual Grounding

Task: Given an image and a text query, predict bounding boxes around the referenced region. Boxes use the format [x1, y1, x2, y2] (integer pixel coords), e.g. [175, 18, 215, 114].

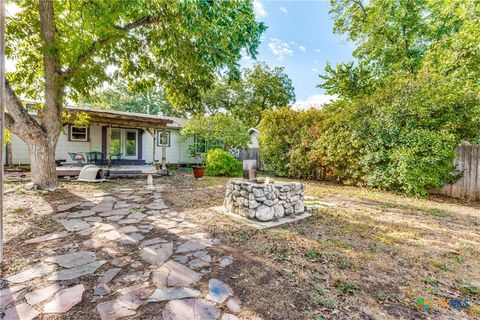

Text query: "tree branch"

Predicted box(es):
[4, 79, 46, 139]
[63, 15, 161, 81]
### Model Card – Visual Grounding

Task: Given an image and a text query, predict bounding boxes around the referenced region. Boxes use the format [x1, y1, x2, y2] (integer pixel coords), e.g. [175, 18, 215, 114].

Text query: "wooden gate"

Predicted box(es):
[438, 144, 480, 200]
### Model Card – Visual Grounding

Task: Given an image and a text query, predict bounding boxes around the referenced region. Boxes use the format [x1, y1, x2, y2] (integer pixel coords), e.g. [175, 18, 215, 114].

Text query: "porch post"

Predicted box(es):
[106, 126, 112, 166]
[152, 129, 156, 165]
[161, 127, 167, 170]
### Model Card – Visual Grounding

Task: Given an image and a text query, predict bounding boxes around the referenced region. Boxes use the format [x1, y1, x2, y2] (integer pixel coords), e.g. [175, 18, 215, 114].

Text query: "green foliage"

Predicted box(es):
[205, 149, 241, 177]
[77, 80, 184, 117]
[7, 0, 266, 109]
[259, 71, 480, 196]
[276, 0, 480, 196]
[200, 62, 295, 127]
[181, 114, 250, 151]
[259, 107, 325, 179]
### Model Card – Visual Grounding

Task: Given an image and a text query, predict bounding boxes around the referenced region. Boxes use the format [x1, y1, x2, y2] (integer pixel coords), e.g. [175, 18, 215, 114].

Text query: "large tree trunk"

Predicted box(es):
[27, 136, 58, 189]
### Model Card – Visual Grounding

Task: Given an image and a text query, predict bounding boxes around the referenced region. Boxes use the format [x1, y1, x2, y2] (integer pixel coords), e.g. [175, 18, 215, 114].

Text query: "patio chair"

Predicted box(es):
[68, 152, 86, 166]
[86, 151, 104, 165]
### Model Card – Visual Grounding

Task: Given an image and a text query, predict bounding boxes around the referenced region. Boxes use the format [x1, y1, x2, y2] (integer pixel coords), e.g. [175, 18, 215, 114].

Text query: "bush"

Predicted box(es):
[258, 72, 480, 196]
[205, 149, 242, 176]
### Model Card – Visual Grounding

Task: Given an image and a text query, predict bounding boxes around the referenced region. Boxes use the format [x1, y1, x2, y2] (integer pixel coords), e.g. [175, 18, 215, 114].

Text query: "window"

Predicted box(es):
[70, 126, 88, 142]
[157, 130, 171, 147]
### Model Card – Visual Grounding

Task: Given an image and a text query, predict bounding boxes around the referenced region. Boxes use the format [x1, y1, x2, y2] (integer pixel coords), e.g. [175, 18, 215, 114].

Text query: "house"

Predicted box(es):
[5, 106, 197, 168]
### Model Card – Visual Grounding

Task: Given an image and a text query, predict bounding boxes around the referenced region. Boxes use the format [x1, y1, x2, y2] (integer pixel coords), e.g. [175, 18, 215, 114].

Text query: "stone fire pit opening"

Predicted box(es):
[224, 178, 305, 222]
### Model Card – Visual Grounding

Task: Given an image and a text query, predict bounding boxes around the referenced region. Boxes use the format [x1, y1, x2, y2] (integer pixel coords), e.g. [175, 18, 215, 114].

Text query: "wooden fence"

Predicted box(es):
[437, 144, 480, 200]
[236, 148, 264, 171]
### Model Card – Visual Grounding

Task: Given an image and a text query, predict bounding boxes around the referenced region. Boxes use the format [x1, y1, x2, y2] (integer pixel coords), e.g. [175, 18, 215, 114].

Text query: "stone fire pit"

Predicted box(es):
[224, 179, 305, 222]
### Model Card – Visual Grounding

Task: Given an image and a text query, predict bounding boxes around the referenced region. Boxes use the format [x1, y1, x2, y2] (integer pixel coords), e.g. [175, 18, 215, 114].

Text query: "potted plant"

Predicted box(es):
[154, 162, 161, 170]
[190, 145, 206, 179]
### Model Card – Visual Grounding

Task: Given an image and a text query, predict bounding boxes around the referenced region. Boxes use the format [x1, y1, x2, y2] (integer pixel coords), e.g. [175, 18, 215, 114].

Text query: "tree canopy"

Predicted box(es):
[77, 80, 185, 117]
[200, 62, 295, 127]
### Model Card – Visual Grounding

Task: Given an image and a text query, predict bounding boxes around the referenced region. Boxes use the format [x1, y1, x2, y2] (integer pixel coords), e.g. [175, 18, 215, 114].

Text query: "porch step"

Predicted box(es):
[110, 159, 146, 165]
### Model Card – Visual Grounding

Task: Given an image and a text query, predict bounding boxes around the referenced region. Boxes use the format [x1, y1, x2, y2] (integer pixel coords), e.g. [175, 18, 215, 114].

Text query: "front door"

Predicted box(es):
[110, 129, 137, 160]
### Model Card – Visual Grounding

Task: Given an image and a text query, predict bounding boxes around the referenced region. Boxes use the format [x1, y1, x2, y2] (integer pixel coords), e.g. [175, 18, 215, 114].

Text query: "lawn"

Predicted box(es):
[1, 171, 479, 319]
[163, 173, 480, 319]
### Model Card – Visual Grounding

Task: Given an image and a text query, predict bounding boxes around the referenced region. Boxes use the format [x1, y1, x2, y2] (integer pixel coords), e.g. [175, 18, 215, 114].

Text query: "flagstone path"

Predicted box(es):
[1, 183, 240, 320]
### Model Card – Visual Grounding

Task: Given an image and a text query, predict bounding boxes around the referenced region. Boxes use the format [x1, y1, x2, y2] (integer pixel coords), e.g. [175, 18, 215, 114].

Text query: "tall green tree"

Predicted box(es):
[6, 0, 265, 188]
[201, 62, 295, 127]
[78, 80, 185, 117]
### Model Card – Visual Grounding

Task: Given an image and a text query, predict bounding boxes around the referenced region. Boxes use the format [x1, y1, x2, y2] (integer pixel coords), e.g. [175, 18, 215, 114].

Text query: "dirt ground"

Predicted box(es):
[2, 171, 480, 319]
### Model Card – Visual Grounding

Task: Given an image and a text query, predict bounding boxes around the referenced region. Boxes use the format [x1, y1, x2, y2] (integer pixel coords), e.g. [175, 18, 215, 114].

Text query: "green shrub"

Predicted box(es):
[205, 149, 242, 176]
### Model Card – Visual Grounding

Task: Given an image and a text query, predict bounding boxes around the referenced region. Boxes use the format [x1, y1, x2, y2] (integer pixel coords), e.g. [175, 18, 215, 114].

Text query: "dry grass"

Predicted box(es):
[164, 173, 480, 320]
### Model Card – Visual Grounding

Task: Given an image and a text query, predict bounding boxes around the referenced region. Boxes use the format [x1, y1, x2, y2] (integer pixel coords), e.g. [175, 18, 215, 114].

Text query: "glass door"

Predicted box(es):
[110, 129, 122, 155]
[110, 129, 137, 160]
[125, 130, 137, 159]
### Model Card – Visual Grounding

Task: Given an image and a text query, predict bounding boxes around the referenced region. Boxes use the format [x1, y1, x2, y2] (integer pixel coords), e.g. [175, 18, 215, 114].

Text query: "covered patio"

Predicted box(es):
[62, 107, 173, 169]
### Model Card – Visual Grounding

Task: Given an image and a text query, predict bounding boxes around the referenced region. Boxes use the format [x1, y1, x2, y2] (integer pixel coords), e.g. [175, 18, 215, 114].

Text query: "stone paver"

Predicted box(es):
[148, 287, 201, 302]
[57, 201, 82, 212]
[99, 268, 122, 284]
[206, 279, 233, 304]
[226, 296, 241, 313]
[176, 240, 211, 253]
[83, 239, 103, 249]
[45, 251, 96, 268]
[47, 260, 105, 281]
[66, 210, 96, 218]
[98, 229, 123, 241]
[57, 218, 91, 231]
[152, 260, 202, 287]
[24, 232, 68, 244]
[0, 285, 26, 308]
[219, 256, 234, 268]
[5, 184, 244, 320]
[24, 284, 61, 305]
[3, 302, 39, 320]
[140, 243, 173, 265]
[96, 300, 136, 320]
[7, 263, 56, 284]
[162, 299, 220, 320]
[43, 284, 85, 313]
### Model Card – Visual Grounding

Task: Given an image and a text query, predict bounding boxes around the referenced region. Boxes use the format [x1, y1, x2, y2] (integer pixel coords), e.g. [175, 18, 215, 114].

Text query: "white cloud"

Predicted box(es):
[253, 0, 267, 18]
[311, 68, 318, 73]
[298, 45, 306, 52]
[314, 59, 318, 64]
[268, 38, 293, 60]
[315, 48, 321, 53]
[293, 94, 338, 111]
[280, 6, 288, 14]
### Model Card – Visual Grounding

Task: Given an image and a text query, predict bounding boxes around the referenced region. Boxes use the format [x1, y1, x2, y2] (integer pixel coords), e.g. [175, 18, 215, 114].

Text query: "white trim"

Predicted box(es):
[70, 126, 88, 142]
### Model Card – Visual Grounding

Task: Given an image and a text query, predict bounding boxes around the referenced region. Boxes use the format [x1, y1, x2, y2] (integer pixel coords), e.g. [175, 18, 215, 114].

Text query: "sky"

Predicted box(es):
[243, 0, 355, 110]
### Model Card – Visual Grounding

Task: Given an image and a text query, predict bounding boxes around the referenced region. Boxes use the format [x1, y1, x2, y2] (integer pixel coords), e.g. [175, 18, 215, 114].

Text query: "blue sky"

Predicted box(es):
[242, 0, 355, 109]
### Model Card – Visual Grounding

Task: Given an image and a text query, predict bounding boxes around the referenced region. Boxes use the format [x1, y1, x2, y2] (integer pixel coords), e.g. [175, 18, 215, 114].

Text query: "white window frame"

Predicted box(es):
[70, 126, 88, 142]
[157, 130, 171, 147]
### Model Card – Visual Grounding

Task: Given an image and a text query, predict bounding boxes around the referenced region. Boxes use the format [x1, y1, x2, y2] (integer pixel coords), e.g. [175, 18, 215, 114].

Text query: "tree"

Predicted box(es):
[201, 62, 295, 127]
[6, 0, 265, 189]
[78, 80, 185, 117]
[180, 114, 250, 152]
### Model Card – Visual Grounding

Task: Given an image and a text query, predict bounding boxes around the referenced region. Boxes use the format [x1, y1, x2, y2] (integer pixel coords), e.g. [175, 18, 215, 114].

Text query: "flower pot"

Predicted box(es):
[155, 163, 161, 170]
[192, 166, 205, 179]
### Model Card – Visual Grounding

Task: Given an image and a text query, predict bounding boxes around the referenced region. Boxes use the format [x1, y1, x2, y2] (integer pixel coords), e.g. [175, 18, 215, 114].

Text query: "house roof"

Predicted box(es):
[65, 106, 174, 129]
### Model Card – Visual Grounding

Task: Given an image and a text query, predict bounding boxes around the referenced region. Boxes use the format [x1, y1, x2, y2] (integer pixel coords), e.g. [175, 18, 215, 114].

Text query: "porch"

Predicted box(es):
[62, 107, 173, 168]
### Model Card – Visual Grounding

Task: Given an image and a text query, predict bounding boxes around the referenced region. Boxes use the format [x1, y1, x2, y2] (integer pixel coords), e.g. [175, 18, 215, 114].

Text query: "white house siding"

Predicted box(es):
[142, 129, 195, 165]
[6, 125, 196, 165]
[7, 125, 102, 165]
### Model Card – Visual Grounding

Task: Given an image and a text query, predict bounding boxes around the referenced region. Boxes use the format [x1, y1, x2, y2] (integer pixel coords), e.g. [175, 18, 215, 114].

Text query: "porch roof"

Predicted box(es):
[66, 106, 174, 129]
